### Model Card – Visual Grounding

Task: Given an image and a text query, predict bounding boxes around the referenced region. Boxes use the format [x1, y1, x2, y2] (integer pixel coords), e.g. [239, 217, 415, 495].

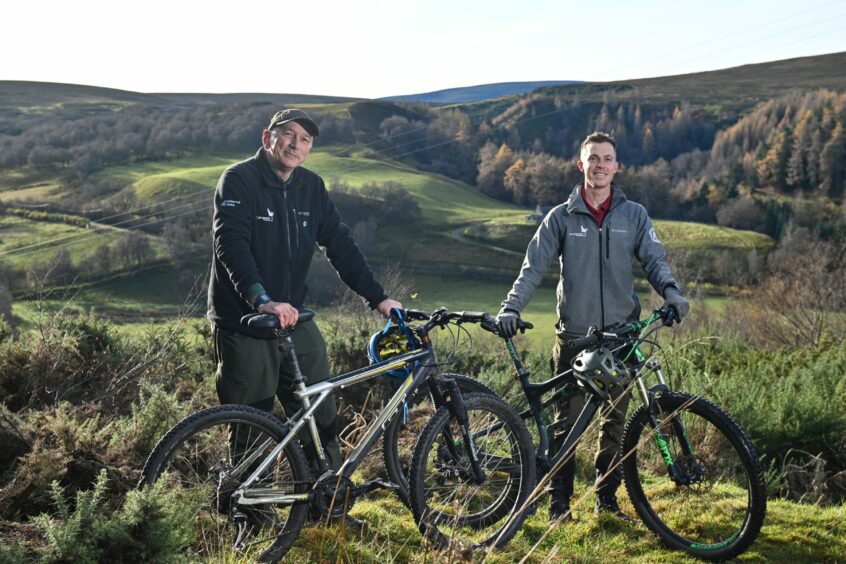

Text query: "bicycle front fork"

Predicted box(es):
[635, 361, 700, 486]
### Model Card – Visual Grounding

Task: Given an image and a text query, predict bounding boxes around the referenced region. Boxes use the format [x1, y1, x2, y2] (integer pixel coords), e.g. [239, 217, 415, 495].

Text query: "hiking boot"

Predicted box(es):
[595, 495, 634, 522]
[549, 499, 573, 523]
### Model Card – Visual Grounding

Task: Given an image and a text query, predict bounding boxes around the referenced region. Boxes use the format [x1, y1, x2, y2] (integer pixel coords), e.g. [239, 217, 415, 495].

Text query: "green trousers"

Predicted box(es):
[213, 320, 342, 472]
[549, 330, 631, 501]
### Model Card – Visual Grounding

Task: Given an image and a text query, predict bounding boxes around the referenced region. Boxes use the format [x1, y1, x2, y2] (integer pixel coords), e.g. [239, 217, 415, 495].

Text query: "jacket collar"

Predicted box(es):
[566, 184, 627, 215]
[255, 148, 297, 189]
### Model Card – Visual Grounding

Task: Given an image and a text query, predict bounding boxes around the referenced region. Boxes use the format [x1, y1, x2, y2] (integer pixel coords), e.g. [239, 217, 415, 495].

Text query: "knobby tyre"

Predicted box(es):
[408, 393, 536, 550]
[383, 373, 498, 506]
[621, 392, 767, 561]
[139, 405, 311, 563]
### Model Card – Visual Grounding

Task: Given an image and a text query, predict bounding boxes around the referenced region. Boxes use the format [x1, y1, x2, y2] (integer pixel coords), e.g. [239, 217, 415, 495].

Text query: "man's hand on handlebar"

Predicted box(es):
[495, 309, 520, 339]
[377, 298, 403, 318]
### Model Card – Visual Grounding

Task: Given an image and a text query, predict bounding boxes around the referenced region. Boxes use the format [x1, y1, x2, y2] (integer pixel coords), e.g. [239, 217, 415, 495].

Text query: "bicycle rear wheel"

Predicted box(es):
[409, 393, 535, 550]
[139, 405, 311, 563]
[383, 373, 497, 506]
[622, 392, 766, 561]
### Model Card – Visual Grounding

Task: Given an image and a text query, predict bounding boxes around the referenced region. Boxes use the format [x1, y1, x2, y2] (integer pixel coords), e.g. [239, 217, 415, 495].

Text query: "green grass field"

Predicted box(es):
[0, 214, 167, 271]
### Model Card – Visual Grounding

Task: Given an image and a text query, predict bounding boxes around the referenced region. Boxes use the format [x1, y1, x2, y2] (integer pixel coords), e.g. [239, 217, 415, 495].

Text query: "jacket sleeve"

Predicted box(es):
[212, 170, 264, 304]
[501, 210, 564, 313]
[634, 208, 680, 297]
[316, 182, 387, 308]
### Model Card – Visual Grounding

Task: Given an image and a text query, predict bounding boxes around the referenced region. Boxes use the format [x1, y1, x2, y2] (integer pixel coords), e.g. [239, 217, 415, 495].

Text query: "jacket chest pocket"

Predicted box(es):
[290, 209, 316, 253]
[604, 226, 635, 262]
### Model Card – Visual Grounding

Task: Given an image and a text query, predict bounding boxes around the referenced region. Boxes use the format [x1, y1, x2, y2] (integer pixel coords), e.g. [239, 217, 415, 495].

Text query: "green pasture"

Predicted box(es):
[0, 215, 165, 271]
[86, 148, 517, 225]
[464, 216, 775, 256]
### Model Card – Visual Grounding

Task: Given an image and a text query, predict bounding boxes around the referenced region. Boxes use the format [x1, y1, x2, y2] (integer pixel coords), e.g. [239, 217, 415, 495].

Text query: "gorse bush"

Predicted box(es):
[659, 331, 846, 500]
[34, 470, 196, 563]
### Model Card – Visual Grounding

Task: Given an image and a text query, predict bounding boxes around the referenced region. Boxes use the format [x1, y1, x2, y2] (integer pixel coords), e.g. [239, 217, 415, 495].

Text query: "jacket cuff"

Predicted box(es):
[246, 282, 267, 303]
[663, 285, 682, 298]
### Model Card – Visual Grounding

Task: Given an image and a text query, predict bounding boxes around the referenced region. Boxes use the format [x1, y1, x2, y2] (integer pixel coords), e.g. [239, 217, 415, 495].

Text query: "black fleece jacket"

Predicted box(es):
[207, 149, 387, 336]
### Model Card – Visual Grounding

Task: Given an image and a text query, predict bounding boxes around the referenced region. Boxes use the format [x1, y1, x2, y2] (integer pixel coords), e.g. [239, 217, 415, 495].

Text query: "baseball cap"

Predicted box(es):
[267, 108, 319, 137]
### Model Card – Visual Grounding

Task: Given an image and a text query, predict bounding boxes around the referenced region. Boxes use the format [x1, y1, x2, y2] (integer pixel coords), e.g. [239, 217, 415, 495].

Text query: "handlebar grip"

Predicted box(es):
[566, 333, 599, 349]
[456, 311, 488, 322]
[517, 320, 534, 331]
[403, 309, 431, 321]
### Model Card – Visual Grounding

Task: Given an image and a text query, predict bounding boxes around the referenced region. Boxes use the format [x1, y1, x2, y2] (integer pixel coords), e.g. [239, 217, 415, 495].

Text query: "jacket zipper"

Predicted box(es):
[283, 189, 293, 302]
[292, 207, 300, 248]
[598, 226, 606, 329]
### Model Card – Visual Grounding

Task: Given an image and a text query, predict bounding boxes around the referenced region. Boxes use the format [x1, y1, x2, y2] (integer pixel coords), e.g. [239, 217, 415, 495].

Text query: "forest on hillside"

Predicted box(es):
[2, 84, 844, 245]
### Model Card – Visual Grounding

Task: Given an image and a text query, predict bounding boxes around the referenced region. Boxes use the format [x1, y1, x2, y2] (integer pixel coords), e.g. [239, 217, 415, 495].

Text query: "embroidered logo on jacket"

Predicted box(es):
[569, 225, 589, 238]
[256, 208, 275, 222]
[220, 199, 241, 208]
[649, 228, 661, 243]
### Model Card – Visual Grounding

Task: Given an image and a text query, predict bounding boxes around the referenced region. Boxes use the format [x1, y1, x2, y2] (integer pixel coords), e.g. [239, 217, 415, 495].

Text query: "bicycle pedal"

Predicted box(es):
[352, 479, 400, 496]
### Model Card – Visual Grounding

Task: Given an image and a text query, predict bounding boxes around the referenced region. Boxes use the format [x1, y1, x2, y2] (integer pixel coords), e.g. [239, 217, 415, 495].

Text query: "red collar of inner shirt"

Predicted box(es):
[580, 186, 612, 227]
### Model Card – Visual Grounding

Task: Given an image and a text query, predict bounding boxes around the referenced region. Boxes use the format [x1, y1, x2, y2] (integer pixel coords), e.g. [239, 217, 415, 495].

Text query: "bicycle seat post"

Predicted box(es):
[277, 332, 308, 394]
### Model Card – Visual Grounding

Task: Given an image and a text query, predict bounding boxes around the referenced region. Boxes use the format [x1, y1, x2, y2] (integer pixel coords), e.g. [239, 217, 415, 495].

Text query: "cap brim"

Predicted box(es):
[272, 118, 319, 137]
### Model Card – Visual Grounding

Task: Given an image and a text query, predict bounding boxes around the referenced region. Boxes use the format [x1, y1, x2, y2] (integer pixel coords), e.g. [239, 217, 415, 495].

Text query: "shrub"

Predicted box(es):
[34, 470, 196, 563]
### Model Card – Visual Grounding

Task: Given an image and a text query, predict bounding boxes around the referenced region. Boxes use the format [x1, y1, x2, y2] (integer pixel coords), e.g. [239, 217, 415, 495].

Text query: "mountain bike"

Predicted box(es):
[138, 308, 535, 562]
[385, 307, 767, 561]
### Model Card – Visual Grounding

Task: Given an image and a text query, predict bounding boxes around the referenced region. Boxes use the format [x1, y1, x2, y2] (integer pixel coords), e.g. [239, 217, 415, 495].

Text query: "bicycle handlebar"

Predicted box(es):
[564, 307, 678, 349]
[390, 307, 533, 336]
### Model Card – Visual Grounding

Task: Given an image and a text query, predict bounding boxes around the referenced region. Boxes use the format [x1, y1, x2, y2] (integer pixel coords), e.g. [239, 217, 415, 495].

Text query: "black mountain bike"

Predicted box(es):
[385, 307, 767, 561]
[138, 308, 535, 562]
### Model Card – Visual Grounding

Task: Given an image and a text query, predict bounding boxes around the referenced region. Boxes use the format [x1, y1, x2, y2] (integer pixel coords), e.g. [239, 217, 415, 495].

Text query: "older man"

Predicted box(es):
[208, 108, 401, 473]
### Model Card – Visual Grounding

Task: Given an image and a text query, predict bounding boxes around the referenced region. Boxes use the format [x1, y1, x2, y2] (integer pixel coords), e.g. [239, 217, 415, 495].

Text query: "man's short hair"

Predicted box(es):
[580, 131, 617, 154]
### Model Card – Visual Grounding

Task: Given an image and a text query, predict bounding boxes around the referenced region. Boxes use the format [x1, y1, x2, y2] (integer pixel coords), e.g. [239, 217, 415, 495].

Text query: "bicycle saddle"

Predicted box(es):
[240, 309, 315, 329]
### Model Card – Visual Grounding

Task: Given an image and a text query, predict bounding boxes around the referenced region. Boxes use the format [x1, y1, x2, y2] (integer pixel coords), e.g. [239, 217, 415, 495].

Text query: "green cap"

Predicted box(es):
[267, 108, 319, 137]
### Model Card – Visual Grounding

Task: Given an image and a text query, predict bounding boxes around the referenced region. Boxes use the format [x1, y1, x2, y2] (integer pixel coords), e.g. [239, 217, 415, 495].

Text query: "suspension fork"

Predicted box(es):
[439, 377, 487, 484]
[635, 358, 697, 485]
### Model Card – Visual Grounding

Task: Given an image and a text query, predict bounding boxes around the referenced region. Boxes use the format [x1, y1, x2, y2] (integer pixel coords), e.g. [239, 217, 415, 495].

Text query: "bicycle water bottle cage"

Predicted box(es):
[367, 309, 421, 380]
[571, 346, 630, 400]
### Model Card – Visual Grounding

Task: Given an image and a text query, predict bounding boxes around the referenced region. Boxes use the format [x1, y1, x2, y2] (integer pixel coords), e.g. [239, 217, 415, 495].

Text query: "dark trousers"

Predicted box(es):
[549, 331, 630, 502]
[213, 320, 342, 472]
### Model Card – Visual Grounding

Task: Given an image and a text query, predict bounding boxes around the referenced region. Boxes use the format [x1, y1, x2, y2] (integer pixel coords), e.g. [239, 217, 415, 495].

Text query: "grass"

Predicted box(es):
[0, 214, 164, 271]
[280, 486, 845, 563]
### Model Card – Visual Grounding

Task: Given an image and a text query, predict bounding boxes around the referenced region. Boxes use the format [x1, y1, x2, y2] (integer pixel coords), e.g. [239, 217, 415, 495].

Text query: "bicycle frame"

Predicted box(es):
[495, 309, 689, 483]
[233, 324, 469, 508]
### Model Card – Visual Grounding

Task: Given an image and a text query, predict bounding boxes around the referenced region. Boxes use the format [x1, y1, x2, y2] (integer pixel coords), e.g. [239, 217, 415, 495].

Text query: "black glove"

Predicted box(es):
[662, 288, 689, 322]
[495, 310, 520, 338]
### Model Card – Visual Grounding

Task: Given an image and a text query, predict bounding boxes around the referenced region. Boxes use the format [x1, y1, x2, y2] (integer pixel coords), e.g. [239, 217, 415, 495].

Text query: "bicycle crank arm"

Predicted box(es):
[351, 479, 400, 498]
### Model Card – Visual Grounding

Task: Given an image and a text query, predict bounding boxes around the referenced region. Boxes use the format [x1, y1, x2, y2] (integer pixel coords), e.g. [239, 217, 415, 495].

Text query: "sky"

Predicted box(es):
[3, 0, 846, 99]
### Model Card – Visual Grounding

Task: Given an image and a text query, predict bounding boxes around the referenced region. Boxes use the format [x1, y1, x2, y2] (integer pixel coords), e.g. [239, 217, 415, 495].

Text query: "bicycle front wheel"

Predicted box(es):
[621, 392, 766, 561]
[139, 405, 311, 563]
[383, 373, 498, 506]
[409, 393, 536, 550]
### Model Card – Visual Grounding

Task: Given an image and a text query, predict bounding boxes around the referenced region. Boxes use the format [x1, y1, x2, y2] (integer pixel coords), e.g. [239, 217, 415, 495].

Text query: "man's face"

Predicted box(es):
[262, 121, 314, 179]
[578, 141, 619, 190]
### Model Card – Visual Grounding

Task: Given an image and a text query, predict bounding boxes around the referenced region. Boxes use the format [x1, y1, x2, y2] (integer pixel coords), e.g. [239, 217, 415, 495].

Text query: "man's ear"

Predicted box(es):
[261, 129, 272, 149]
[577, 160, 584, 172]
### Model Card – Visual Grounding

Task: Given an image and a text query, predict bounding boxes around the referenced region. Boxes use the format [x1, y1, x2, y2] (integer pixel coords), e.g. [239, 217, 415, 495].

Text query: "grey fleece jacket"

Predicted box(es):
[501, 185, 680, 336]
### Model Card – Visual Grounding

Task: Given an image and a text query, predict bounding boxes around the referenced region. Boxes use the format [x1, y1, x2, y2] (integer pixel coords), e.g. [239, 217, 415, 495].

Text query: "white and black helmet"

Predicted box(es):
[571, 347, 630, 400]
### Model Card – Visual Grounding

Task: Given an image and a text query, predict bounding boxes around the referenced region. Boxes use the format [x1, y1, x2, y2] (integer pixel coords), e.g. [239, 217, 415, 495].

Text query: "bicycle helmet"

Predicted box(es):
[571, 347, 630, 400]
[368, 311, 421, 380]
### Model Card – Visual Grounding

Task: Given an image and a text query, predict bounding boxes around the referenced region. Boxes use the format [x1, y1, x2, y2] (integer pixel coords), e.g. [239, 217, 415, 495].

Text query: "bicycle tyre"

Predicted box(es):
[408, 393, 536, 550]
[621, 392, 766, 561]
[139, 405, 311, 563]
[383, 373, 498, 506]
